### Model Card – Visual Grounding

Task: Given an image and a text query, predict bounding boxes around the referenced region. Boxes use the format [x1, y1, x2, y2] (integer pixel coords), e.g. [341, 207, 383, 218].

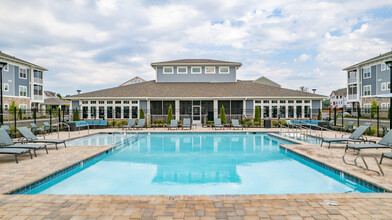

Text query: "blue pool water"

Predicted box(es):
[25, 133, 374, 195]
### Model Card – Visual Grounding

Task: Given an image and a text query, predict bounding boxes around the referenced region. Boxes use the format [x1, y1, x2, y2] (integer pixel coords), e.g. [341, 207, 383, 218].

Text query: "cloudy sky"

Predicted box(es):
[1, 0, 392, 96]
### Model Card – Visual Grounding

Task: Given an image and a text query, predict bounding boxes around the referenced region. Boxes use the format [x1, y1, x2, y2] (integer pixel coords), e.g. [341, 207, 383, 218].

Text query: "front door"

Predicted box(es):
[192, 106, 201, 124]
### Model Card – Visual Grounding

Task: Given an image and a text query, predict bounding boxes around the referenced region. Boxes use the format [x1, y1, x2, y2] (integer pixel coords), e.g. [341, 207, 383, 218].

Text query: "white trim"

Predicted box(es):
[3, 83, 9, 92]
[205, 66, 215, 74]
[191, 66, 201, 74]
[163, 66, 173, 74]
[19, 104, 27, 114]
[381, 82, 387, 91]
[177, 66, 187, 74]
[363, 85, 371, 96]
[68, 96, 326, 100]
[3, 64, 8, 72]
[363, 67, 371, 79]
[19, 86, 27, 97]
[4, 104, 9, 110]
[219, 66, 229, 74]
[19, 67, 27, 79]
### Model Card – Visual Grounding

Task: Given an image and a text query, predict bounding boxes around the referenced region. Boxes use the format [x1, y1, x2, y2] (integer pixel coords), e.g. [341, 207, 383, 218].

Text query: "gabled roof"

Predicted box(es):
[44, 91, 56, 98]
[68, 80, 326, 99]
[119, 76, 146, 86]
[253, 76, 281, 87]
[0, 51, 47, 71]
[330, 88, 347, 97]
[343, 51, 392, 70]
[151, 59, 242, 67]
[44, 98, 71, 106]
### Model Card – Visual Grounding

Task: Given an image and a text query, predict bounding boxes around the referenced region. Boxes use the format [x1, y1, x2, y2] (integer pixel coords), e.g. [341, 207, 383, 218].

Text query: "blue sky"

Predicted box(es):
[1, 0, 392, 96]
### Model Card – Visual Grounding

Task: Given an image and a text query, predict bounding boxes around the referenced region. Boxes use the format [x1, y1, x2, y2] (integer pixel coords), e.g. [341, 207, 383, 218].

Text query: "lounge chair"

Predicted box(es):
[182, 118, 191, 129]
[134, 119, 146, 129]
[231, 119, 243, 130]
[168, 120, 178, 130]
[43, 122, 52, 134]
[382, 125, 389, 137]
[17, 127, 66, 150]
[30, 123, 42, 135]
[1, 125, 11, 135]
[346, 121, 354, 131]
[123, 119, 135, 130]
[380, 152, 392, 164]
[321, 126, 370, 148]
[0, 128, 47, 157]
[214, 118, 224, 129]
[0, 148, 32, 163]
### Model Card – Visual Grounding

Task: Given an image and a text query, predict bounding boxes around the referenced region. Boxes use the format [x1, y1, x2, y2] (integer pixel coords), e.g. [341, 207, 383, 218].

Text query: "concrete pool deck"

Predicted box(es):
[0, 127, 391, 219]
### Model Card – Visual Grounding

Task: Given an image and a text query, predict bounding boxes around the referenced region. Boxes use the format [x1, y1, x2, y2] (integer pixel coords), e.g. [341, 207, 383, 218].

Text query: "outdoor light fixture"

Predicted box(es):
[0, 61, 8, 125]
[386, 60, 392, 129]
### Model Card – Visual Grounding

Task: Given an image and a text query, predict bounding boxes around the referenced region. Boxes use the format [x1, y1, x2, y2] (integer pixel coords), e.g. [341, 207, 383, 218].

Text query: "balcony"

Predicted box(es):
[348, 77, 357, 84]
[33, 95, 43, 100]
[34, 78, 43, 84]
[348, 94, 358, 100]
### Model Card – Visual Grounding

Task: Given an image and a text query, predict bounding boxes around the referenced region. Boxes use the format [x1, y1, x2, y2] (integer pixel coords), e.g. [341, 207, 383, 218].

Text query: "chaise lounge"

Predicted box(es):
[134, 119, 146, 129]
[0, 128, 47, 157]
[231, 119, 243, 130]
[182, 118, 191, 129]
[123, 119, 135, 130]
[320, 126, 370, 148]
[168, 120, 178, 130]
[214, 118, 224, 129]
[17, 127, 67, 150]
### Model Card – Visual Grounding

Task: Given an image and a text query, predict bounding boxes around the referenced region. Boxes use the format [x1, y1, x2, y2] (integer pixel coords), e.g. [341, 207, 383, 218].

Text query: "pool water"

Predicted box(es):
[25, 133, 374, 195]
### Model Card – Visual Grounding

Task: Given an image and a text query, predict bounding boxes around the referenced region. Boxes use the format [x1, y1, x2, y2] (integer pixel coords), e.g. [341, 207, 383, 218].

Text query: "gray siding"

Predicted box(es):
[156, 66, 236, 83]
[246, 100, 253, 114]
[2, 64, 15, 96]
[376, 64, 391, 95]
[362, 65, 376, 96]
[14, 66, 30, 97]
[140, 100, 147, 112]
[72, 101, 80, 111]
[312, 100, 320, 114]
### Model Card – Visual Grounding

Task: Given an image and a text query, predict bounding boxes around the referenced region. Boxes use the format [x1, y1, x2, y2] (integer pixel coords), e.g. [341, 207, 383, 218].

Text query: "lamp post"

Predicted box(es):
[386, 61, 392, 129]
[0, 62, 8, 125]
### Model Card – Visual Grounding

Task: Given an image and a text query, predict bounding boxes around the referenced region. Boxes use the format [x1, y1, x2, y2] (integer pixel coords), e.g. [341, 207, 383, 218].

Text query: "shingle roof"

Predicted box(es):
[44, 98, 71, 105]
[0, 51, 47, 71]
[119, 76, 146, 86]
[330, 88, 347, 97]
[343, 51, 392, 70]
[151, 59, 242, 67]
[68, 80, 326, 99]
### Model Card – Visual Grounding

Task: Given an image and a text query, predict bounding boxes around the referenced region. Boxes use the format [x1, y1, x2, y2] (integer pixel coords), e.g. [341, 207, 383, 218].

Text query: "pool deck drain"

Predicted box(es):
[0, 127, 391, 219]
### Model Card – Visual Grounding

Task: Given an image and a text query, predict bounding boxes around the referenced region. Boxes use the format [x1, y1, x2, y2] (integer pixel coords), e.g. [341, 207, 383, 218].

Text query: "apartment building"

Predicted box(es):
[329, 88, 348, 109]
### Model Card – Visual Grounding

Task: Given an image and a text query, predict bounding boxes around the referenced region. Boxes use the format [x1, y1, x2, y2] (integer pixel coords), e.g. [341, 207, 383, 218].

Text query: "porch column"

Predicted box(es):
[213, 100, 218, 119]
[243, 99, 246, 117]
[147, 100, 151, 123]
[293, 105, 297, 119]
[175, 100, 180, 120]
[285, 105, 288, 118]
[302, 105, 305, 119]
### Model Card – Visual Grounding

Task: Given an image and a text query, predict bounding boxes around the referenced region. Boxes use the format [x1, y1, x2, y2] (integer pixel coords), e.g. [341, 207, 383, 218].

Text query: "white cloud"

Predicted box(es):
[294, 54, 311, 62]
[96, 0, 118, 16]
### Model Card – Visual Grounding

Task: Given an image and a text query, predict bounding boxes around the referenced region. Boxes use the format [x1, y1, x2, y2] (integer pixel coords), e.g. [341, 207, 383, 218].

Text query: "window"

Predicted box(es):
[163, 67, 173, 74]
[98, 101, 105, 104]
[363, 68, 371, 79]
[131, 101, 138, 104]
[288, 100, 294, 103]
[271, 100, 278, 103]
[280, 100, 286, 103]
[107, 101, 113, 104]
[177, 67, 187, 74]
[4, 104, 9, 110]
[382, 83, 387, 91]
[255, 100, 261, 104]
[364, 104, 371, 114]
[90, 101, 96, 104]
[19, 86, 27, 97]
[205, 66, 215, 74]
[304, 100, 310, 103]
[3, 64, 8, 72]
[388, 82, 391, 90]
[219, 66, 229, 74]
[191, 66, 201, 74]
[363, 85, 371, 96]
[82, 101, 88, 104]
[34, 70, 42, 79]
[123, 101, 130, 104]
[296, 100, 302, 103]
[263, 100, 269, 104]
[19, 68, 27, 79]
[3, 83, 9, 91]
[382, 63, 387, 71]
[34, 85, 43, 95]
[115, 101, 121, 104]
[19, 105, 27, 114]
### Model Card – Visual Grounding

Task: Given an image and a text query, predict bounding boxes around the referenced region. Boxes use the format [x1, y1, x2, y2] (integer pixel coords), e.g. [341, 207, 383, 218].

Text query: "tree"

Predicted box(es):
[18, 108, 22, 119]
[139, 108, 145, 119]
[220, 105, 226, 124]
[254, 106, 261, 124]
[322, 99, 330, 110]
[56, 93, 62, 99]
[9, 101, 18, 116]
[167, 105, 172, 124]
[318, 109, 322, 120]
[370, 101, 377, 119]
[298, 86, 309, 93]
[73, 108, 80, 121]
[32, 108, 37, 119]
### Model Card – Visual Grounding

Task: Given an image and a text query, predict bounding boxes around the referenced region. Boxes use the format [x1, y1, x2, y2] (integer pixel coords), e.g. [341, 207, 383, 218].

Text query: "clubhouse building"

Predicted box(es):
[68, 59, 326, 124]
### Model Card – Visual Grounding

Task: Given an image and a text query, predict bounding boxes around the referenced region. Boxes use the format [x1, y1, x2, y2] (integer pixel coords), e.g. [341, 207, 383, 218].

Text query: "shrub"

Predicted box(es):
[167, 105, 173, 124]
[254, 106, 261, 124]
[317, 109, 322, 120]
[220, 105, 226, 124]
[272, 121, 280, 127]
[207, 121, 214, 126]
[370, 101, 377, 119]
[140, 108, 145, 119]
[153, 119, 165, 125]
[18, 109, 22, 119]
[73, 108, 80, 121]
[253, 121, 259, 126]
[364, 127, 376, 136]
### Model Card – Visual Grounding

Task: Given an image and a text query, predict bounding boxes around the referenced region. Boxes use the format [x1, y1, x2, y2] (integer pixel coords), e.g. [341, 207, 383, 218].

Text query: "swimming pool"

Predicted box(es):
[23, 132, 374, 195]
[278, 132, 324, 144]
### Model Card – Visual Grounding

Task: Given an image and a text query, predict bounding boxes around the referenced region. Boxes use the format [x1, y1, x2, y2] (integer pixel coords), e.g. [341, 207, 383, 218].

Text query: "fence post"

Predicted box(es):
[377, 106, 380, 137]
[13, 109, 17, 133]
[357, 106, 360, 127]
[62, 110, 65, 123]
[329, 108, 331, 121]
[33, 108, 37, 124]
[49, 109, 52, 133]
[341, 108, 344, 128]
[334, 107, 337, 126]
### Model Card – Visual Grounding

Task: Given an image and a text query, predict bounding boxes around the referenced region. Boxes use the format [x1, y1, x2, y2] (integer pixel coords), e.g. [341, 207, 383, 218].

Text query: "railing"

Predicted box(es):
[33, 95, 43, 100]
[348, 94, 358, 100]
[348, 78, 357, 84]
[57, 122, 70, 139]
[34, 78, 43, 84]
[78, 121, 90, 135]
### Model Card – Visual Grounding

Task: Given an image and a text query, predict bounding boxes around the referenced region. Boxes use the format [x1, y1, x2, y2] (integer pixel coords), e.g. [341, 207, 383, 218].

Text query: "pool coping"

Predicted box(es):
[7, 131, 391, 195]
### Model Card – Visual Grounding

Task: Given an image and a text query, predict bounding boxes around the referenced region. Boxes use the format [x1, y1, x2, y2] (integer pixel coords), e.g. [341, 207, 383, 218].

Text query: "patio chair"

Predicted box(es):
[380, 152, 392, 164]
[43, 122, 51, 134]
[134, 119, 146, 129]
[346, 121, 354, 131]
[182, 118, 191, 130]
[321, 126, 370, 148]
[17, 127, 66, 150]
[214, 118, 224, 129]
[168, 120, 178, 130]
[30, 123, 42, 135]
[0, 128, 47, 157]
[382, 125, 389, 137]
[0, 148, 32, 163]
[1, 125, 11, 135]
[123, 119, 135, 130]
[231, 119, 243, 130]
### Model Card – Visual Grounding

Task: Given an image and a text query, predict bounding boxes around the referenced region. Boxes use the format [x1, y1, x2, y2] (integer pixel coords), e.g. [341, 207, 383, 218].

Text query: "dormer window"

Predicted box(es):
[205, 66, 215, 74]
[177, 67, 187, 74]
[191, 66, 201, 74]
[163, 67, 173, 74]
[219, 66, 229, 74]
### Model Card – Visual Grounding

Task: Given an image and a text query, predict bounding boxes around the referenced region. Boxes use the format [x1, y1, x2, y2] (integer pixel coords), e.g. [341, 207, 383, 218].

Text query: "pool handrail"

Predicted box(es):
[57, 122, 71, 139]
[78, 121, 90, 135]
